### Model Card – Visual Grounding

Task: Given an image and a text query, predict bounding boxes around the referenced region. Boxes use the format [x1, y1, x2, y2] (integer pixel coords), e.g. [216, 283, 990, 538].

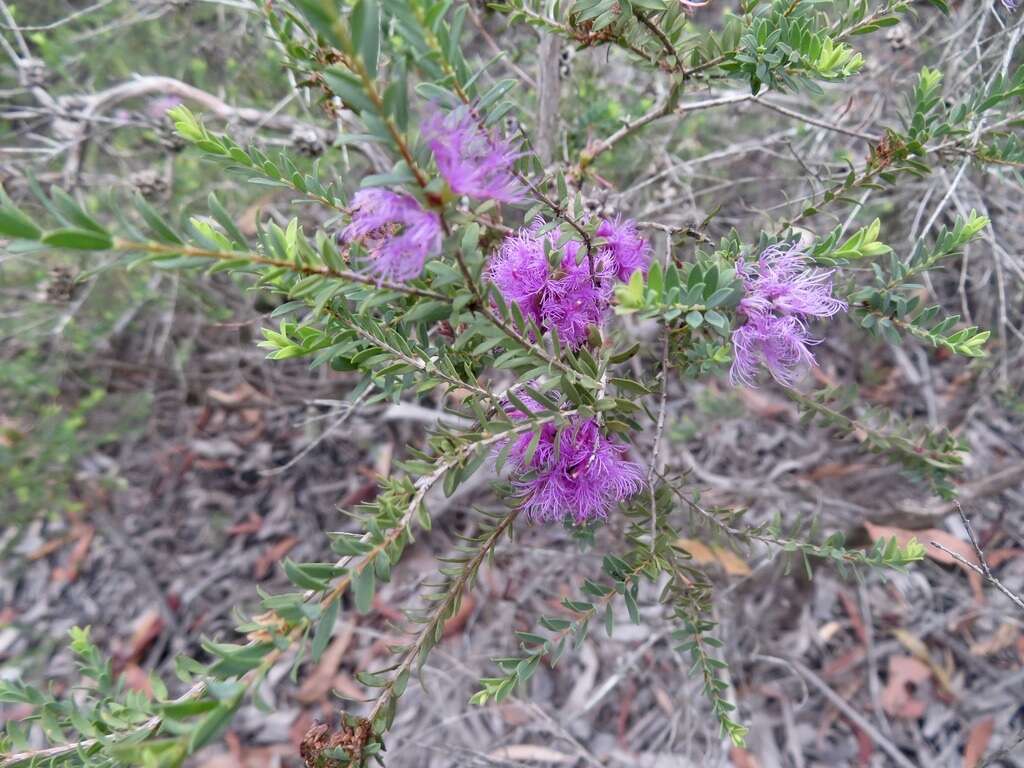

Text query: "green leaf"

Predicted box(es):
[312, 599, 339, 663]
[0, 207, 41, 241]
[188, 701, 241, 754]
[353, 0, 381, 79]
[41, 228, 113, 251]
[353, 566, 375, 614]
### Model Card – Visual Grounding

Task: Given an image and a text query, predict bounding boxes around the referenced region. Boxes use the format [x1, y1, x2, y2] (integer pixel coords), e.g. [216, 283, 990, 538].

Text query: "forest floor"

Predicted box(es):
[2, 270, 1024, 768]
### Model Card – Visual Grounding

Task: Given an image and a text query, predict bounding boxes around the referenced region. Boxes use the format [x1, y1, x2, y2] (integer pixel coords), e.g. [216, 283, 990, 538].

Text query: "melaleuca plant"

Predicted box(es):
[2, 0, 1020, 765]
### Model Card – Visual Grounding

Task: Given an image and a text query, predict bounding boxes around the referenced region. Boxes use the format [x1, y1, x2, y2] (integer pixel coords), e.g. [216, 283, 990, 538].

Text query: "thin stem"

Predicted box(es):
[364, 508, 521, 728]
[450, 246, 581, 382]
[755, 98, 881, 143]
[648, 330, 670, 553]
[112, 239, 448, 301]
[321, 306, 495, 402]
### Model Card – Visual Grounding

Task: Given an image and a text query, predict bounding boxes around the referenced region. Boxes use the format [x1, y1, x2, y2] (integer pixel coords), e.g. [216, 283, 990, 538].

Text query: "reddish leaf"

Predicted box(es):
[881, 655, 931, 719]
[865, 522, 983, 602]
[963, 717, 994, 768]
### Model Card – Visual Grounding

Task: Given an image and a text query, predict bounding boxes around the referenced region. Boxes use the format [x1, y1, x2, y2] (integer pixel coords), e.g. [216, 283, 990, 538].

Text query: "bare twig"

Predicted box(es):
[929, 503, 1024, 614]
[781, 658, 921, 768]
[648, 329, 670, 553]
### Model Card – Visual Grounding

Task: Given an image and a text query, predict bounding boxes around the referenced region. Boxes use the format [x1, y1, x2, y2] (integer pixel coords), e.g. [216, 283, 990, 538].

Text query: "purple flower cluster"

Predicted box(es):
[487, 219, 650, 347]
[596, 216, 652, 282]
[1002, 0, 1018, 10]
[423, 106, 523, 203]
[730, 242, 846, 388]
[340, 189, 442, 282]
[503, 393, 643, 524]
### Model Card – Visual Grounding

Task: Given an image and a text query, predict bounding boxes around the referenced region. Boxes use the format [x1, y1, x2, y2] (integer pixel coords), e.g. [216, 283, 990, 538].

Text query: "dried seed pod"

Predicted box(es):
[291, 126, 325, 158]
[886, 23, 909, 51]
[131, 169, 169, 199]
[39, 267, 78, 304]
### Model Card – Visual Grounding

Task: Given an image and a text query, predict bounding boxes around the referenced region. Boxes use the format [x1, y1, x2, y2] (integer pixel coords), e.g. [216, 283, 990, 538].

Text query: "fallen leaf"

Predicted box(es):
[893, 629, 955, 697]
[126, 609, 166, 664]
[120, 664, 153, 697]
[804, 461, 870, 481]
[881, 655, 931, 719]
[986, 549, 1024, 568]
[969, 622, 1019, 656]
[963, 717, 994, 768]
[677, 538, 714, 563]
[730, 747, 763, 768]
[237, 192, 278, 236]
[498, 702, 533, 726]
[228, 513, 263, 536]
[838, 589, 867, 644]
[296, 622, 356, 704]
[487, 745, 576, 764]
[254, 536, 298, 580]
[442, 593, 475, 638]
[822, 646, 865, 680]
[864, 522, 983, 602]
[330, 672, 366, 701]
[676, 538, 752, 576]
[52, 524, 95, 583]
[206, 381, 271, 408]
[653, 686, 674, 716]
[818, 620, 842, 643]
[853, 723, 874, 767]
[27, 534, 71, 561]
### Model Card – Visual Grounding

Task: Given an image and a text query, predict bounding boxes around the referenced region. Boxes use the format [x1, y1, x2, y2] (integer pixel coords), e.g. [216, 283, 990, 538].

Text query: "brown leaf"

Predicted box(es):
[730, 747, 763, 768]
[52, 524, 94, 583]
[206, 381, 271, 408]
[126, 609, 165, 664]
[986, 548, 1024, 568]
[676, 538, 751, 576]
[963, 717, 994, 768]
[822, 646, 865, 680]
[804, 461, 871, 481]
[253, 536, 298, 580]
[120, 663, 153, 697]
[442, 593, 475, 638]
[296, 622, 356, 704]
[852, 723, 874, 767]
[228, 513, 263, 536]
[838, 588, 867, 645]
[26, 534, 71, 562]
[237, 192, 278, 237]
[881, 655, 931, 719]
[969, 622, 1019, 656]
[331, 672, 366, 701]
[864, 522, 983, 602]
[893, 629, 956, 698]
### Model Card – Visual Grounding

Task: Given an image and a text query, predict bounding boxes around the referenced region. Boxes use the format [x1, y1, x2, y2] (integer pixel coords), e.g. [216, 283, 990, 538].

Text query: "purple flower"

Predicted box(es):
[730, 314, 819, 388]
[487, 224, 612, 347]
[730, 241, 845, 388]
[340, 188, 442, 282]
[596, 216, 651, 282]
[503, 395, 643, 524]
[1002, 0, 1018, 10]
[422, 106, 524, 203]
